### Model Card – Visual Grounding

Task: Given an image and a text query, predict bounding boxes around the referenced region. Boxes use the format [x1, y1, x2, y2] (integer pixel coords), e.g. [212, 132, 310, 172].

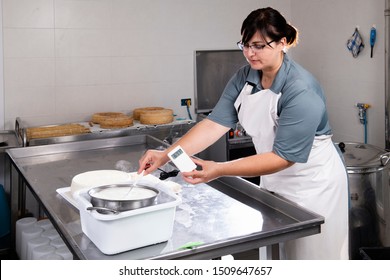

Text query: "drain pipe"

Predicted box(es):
[385, 0, 390, 149]
[356, 103, 370, 144]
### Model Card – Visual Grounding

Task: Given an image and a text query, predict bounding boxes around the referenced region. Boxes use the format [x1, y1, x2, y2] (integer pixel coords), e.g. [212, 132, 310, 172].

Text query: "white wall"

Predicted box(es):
[1, 0, 387, 149]
[1, 0, 290, 129]
[0, 1, 4, 130]
[291, 0, 386, 148]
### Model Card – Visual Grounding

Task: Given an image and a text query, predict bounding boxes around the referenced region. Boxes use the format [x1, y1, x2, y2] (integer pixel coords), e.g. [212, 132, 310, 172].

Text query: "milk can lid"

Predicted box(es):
[337, 142, 389, 171]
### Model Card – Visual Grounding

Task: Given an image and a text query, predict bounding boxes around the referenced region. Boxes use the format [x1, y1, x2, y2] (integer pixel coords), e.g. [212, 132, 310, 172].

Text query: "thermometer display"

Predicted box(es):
[170, 148, 183, 160]
[167, 145, 196, 172]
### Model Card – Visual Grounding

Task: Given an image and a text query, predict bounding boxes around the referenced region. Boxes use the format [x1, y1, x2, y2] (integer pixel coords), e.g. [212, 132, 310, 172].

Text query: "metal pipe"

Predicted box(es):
[385, 0, 390, 149]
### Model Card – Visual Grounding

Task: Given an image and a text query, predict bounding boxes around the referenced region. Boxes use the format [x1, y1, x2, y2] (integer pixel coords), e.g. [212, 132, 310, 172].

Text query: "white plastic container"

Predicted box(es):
[31, 244, 56, 260]
[55, 246, 73, 260]
[75, 183, 181, 255]
[35, 219, 53, 231]
[15, 217, 37, 257]
[20, 226, 43, 259]
[27, 237, 50, 260]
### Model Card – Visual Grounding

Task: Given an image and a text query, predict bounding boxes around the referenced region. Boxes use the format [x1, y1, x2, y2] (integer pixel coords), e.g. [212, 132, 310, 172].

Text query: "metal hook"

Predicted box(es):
[380, 152, 390, 166]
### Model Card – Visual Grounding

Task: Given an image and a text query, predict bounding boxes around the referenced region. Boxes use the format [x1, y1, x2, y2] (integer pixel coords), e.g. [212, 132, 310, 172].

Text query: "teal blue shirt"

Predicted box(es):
[208, 54, 331, 163]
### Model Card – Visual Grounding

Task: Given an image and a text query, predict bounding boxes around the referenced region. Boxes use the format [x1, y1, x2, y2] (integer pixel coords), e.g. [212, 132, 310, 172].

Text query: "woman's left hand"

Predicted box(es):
[181, 158, 221, 184]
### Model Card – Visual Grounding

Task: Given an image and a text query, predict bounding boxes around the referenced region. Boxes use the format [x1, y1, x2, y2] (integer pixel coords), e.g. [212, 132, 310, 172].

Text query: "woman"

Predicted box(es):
[138, 7, 349, 260]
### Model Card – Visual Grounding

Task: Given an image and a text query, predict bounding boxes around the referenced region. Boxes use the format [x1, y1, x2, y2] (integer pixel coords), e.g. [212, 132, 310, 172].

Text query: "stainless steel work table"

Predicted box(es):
[7, 135, 324, 260]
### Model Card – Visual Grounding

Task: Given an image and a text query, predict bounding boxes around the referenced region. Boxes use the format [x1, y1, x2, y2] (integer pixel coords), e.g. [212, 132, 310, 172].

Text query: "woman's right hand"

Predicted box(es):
[138, 149, 169, 175]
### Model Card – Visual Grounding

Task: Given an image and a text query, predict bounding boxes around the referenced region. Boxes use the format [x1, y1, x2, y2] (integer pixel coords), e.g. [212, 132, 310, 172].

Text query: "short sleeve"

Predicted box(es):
[273, 82, 327, 163]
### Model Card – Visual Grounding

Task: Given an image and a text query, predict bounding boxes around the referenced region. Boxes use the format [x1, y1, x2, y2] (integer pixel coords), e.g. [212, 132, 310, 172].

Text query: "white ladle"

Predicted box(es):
[115, 160, 145, 198]
[133, 170, 145, 187]
[122, 169, 145, 198]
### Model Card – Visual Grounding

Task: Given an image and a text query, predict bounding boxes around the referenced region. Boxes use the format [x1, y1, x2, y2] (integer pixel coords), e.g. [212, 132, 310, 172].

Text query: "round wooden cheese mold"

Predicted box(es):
[91, 112, 125, 124]
[26, 124, 91, 140]
[139, 109, 174, 125]
[132, 107, 164, 120]
[100, 115, 133, 129]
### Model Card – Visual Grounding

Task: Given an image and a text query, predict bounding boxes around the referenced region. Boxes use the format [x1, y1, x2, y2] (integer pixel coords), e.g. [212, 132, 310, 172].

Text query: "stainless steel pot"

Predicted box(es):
[338, 142, 390, 259]
[87, 184, 159, 214]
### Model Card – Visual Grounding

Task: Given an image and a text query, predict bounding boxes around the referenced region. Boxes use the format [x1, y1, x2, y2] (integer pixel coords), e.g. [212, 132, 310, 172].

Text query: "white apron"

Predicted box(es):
[234, 83, 349, 259]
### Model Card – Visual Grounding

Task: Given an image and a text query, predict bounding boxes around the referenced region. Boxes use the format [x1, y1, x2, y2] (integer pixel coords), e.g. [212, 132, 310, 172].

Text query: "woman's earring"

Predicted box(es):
[282, 46, 288, 53]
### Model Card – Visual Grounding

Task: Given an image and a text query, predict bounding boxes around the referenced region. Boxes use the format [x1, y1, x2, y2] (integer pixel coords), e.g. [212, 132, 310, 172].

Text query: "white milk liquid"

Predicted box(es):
[93, 187, 156, 201]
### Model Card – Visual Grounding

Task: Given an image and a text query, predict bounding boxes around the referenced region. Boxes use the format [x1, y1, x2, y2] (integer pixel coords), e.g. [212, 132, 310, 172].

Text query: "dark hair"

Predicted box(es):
[240, 7, 298, 46]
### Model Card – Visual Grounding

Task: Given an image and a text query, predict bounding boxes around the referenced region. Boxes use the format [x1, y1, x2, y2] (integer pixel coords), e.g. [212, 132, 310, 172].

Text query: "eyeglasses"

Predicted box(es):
[237, 40, 275, 52]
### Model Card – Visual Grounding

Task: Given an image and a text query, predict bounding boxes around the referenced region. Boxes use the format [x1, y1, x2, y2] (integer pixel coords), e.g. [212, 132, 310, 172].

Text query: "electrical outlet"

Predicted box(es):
[181, 98, 191, 106]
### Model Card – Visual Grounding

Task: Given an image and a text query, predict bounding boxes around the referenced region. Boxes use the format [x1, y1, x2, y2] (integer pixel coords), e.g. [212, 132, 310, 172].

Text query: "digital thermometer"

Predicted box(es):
[167, 145, 196, 172]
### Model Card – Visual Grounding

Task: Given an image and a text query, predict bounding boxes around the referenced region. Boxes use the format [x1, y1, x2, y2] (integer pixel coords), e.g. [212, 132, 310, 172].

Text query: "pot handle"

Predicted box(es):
[86, 206, 120, 215]
[380, 152, 390, 166]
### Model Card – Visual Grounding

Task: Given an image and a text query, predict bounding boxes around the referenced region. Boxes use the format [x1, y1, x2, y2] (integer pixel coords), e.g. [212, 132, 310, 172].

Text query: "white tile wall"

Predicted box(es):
[55, 57, 112, 86]
[3, 29, 55, 58]
[3, 0, 386, 149]
[3, 0, 54, 28]
[291, 0, 386, 148]
[0, 9, 3, 130]
[5, 58, 55, 87]
[2, 0, 272, 128]
[54, 0, 112, 29]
